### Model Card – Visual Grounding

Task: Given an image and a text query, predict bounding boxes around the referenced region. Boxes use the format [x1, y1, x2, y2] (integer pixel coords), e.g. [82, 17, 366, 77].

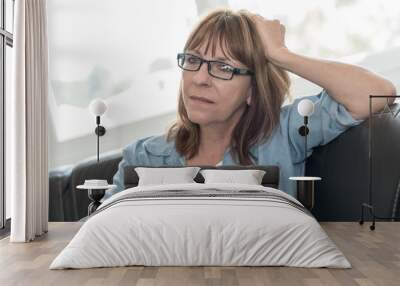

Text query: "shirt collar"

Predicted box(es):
[143, 134, 259, 162]
[143, 135, 174, 156]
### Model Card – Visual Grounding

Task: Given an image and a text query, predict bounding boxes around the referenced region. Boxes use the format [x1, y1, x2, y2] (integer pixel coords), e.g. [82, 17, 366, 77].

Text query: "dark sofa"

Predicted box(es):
[49, 106, 400, 222]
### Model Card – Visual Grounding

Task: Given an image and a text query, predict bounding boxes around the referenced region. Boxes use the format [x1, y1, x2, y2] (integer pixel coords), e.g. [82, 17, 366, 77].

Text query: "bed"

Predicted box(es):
[49, 165, 350, 269]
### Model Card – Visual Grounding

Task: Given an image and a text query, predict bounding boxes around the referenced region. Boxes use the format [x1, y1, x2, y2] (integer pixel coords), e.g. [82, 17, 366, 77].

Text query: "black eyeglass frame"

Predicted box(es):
[177, 53, 254, 80]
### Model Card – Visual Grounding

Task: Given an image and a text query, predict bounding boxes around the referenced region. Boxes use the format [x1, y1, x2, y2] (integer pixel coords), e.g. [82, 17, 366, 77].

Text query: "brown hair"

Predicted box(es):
[166, 8, 291, 165]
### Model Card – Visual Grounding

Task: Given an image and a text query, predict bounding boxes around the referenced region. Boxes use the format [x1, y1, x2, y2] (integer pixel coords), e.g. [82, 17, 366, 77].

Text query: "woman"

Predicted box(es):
[106, 8, 396, 200]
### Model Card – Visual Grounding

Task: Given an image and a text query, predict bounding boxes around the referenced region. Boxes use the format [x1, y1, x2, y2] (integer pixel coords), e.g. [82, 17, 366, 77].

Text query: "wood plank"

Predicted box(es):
[0, 222, 399, 286]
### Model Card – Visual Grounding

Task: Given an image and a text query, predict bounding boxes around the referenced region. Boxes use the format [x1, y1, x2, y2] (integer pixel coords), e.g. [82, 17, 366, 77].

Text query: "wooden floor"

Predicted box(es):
[0, 222, 399, 286]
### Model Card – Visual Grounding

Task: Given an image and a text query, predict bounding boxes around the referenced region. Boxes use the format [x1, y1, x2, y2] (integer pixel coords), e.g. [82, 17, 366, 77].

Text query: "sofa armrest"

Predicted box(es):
[49, 153, 122, 221]
[307, 103, 400, 221]
[48, 165, 73, 221]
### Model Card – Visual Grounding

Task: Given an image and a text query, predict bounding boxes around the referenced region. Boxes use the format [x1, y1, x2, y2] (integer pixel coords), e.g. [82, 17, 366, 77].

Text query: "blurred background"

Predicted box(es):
[46, 0, 400, 170]
[2, 0, 399, 223]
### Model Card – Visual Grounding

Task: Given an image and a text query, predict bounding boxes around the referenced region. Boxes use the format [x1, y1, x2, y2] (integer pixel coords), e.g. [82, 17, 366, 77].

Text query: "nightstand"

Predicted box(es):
[77, 182, 116, 215]
[289, 176, 322, 210]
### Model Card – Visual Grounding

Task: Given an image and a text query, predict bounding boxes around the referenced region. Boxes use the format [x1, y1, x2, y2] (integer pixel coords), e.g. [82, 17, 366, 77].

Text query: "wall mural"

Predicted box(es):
[48, 0, 400, 142]
[48, 0, 201, 142]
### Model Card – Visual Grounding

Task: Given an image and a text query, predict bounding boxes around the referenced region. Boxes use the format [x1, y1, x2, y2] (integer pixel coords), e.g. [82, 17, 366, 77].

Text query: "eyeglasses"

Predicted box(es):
[177, 53, 254, 80]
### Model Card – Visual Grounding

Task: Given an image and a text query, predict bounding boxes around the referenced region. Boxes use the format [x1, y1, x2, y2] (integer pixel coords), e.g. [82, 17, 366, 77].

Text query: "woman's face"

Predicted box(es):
[181, 43, 252, 126]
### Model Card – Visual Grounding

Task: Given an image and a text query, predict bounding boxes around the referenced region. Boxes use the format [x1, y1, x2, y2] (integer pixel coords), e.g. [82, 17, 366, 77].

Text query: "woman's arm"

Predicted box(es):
[251, 15, 397, 120]
[271, 50, 396, 120]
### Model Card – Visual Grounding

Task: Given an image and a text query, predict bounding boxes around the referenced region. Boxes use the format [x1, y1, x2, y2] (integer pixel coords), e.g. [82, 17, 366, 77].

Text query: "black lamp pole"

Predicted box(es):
[298, 116, 309, 162]
[94, 115, 106, 163]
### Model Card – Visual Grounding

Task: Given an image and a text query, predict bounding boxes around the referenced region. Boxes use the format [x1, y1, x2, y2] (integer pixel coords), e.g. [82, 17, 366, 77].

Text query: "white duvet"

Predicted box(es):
[50, 183, 351, 269]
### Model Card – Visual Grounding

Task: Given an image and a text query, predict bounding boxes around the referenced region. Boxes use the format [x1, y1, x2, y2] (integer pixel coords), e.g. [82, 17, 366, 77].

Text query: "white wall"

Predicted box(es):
[48, 111, 177, 169]
[288, 46, 400, 101]
[47, 0, 400, 170]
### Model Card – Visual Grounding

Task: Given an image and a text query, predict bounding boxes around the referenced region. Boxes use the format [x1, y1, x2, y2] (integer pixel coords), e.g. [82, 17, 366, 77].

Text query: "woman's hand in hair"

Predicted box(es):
[251, 14, 290, 65]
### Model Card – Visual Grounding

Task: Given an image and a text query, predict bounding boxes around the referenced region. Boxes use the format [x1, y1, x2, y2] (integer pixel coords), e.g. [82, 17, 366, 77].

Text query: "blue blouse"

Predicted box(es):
[105, 89, 364, 200]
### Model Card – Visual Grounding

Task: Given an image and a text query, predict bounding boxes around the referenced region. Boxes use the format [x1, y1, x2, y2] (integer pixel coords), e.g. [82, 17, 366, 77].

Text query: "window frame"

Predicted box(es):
[0, 0, 14, 232]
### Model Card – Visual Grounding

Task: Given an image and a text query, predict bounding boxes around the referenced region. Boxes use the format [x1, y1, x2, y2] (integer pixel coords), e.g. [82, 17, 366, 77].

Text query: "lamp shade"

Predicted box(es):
[297, 99, 315, 117]
[89, 99, 107, 116]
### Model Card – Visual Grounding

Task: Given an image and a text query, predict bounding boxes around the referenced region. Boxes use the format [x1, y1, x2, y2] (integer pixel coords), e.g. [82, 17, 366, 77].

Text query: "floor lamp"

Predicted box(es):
[89, 99, 107, 162]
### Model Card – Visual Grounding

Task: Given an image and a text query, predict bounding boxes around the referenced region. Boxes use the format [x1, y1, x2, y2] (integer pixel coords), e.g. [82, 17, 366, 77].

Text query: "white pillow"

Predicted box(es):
[200, 169, 266, 185]
[134, 167, 201, 186]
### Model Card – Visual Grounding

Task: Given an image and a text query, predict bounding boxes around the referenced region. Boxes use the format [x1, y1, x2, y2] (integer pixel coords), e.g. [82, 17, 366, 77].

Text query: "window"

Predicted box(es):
[0, 0, 14, 233]
[229, 0, 400, 101]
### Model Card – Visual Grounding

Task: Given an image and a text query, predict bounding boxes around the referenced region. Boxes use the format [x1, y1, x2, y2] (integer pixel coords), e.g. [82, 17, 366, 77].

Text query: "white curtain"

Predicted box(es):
[8, 0, 49, 242]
